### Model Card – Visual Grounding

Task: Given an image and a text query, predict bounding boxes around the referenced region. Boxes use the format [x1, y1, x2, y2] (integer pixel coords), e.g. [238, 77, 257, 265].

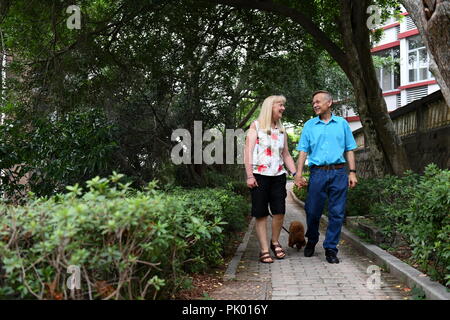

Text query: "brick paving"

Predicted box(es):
[209, 182, 412, 300]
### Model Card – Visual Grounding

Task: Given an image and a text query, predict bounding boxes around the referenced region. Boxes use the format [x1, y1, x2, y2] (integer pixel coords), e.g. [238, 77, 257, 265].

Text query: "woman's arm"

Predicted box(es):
[281, 132, 297, 174]
[244, 122, 258, 188]
[294, 151, 308, 188]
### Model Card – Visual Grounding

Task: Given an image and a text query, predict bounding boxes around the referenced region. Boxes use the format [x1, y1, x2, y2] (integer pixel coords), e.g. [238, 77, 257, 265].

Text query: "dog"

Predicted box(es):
[288, 221, 306, 251]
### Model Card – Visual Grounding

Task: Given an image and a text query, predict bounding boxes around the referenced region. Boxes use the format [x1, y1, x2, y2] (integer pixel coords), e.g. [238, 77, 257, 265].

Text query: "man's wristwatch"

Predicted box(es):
[349, 169, 356, 173]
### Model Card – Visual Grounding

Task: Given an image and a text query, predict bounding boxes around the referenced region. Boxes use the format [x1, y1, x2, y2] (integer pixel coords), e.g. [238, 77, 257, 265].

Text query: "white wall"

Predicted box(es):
[348, 121, 362, 132]
[375, 26, 398, 46]
[385, 95, 398, 112]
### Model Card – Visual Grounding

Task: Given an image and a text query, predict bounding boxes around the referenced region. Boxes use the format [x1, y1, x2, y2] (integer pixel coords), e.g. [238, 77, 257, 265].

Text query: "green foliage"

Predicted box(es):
[0, 173, 250, 299]
[1, 0, 354, 188]
[292, 183, 307, 202]
[347, 165, 450, 285]
[0, 107, 118, 200]
[400, 165, 450, 284]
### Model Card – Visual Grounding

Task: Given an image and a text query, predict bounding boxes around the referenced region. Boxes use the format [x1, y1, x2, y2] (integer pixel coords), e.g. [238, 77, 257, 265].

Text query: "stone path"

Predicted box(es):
[209, 182, 412, 300]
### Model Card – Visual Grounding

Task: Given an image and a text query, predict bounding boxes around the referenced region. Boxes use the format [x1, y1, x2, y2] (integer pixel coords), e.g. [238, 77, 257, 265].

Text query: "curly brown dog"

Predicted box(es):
[288, 221, 306, 251]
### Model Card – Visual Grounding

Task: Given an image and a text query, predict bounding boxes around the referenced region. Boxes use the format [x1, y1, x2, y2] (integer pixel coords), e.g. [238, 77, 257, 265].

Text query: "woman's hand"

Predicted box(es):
[247, 176, 259, 188]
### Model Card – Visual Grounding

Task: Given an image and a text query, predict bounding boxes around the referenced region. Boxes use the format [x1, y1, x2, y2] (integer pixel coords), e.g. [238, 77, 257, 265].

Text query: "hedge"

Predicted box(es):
[0, 173, 250, 299]
[347, 164, 449, 286]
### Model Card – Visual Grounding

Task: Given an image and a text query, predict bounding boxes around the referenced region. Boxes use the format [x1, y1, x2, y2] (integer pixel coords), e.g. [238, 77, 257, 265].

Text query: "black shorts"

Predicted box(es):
[250, 173, 287, 218]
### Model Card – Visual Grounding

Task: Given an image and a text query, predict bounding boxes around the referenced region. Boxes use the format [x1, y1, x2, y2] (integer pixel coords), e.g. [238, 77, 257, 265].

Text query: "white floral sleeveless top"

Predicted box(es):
[252, 120, 286, 176]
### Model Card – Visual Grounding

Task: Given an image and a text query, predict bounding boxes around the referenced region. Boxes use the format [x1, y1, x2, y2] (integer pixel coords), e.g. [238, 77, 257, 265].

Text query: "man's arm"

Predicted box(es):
[345, 150, 357, 188]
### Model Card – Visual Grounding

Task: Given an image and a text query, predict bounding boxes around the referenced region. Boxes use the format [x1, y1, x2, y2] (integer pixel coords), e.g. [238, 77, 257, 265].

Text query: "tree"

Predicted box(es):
[1, 0, 334, 187]
[207, 0, 411, 177]
[399, 0, 450, 107]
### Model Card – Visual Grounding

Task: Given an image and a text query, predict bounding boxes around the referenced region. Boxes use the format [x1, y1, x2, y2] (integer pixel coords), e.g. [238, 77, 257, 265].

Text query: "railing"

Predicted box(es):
[354, 90, 449, 147]
[353, 90, 449, 176]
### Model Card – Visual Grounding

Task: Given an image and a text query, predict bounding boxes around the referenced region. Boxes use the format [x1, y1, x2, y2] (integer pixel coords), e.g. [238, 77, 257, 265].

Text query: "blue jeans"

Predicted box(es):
[305, 166, 348, 253]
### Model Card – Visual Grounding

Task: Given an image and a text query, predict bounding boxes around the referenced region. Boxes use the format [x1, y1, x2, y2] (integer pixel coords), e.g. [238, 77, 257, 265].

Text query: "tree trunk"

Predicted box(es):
[336, 0, 411, 176]
[400, 0, 450, 107]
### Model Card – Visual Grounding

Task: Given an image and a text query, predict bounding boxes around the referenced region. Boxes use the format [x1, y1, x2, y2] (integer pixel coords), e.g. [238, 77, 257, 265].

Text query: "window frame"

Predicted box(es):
[407, 35, 434, 83]
[374, 47, 400, 92]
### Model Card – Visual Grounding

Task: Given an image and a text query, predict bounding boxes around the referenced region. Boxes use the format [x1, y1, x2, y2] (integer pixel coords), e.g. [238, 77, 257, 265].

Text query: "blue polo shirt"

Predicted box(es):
[296, 114, 357, 166]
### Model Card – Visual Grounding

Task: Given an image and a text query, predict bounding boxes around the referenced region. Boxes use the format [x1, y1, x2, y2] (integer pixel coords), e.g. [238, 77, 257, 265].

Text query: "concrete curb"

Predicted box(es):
[223, 217, 255, 281]
[289, 188, 450, 301]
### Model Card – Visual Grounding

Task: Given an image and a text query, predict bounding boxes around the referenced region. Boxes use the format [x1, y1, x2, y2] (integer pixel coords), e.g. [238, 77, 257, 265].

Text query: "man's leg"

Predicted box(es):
[305, 169, 328, 245]
[323, 168, 348, 254]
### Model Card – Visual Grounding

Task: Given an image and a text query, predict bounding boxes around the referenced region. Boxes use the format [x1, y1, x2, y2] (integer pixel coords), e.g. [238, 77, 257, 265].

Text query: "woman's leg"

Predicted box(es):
[271, 213, 284, 244]
[255, 216, 273, 262]
[270, 213, 286, 258]
[268, 174, 287, 258]
[255, 216, 269, 252]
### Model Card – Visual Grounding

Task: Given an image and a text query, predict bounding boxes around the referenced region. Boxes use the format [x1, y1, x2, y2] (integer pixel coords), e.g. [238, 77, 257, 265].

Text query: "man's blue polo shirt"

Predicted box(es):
[296, 114, 357, 166]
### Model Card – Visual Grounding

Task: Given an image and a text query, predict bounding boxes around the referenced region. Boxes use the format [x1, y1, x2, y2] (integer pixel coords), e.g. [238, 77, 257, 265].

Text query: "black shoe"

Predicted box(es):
[304, 242, 316, 257]
[325, 249, 340, 264]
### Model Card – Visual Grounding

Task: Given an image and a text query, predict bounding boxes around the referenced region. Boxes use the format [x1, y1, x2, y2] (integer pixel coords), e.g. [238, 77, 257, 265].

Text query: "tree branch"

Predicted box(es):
[237, 99, 261, 129]
[207, 0, 350, 72]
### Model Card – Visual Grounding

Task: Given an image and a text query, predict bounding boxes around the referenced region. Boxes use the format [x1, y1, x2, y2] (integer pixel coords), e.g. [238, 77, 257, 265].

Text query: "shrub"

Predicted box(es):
[0, 173, 250, 299]
[346, 164, 449, 286]
[399, 165, 450, 284]
[0, 108, 118, 201]
[292, 184, 307, 202]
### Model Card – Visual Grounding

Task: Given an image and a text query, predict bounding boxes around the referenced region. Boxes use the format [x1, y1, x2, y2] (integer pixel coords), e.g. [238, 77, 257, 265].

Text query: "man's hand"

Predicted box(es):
[348, 172, 358, 188]
[294, 175, 308, 189]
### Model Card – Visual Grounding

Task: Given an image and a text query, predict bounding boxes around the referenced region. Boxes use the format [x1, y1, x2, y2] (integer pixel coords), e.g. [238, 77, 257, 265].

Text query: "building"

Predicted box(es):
[343, 8, 441, 132]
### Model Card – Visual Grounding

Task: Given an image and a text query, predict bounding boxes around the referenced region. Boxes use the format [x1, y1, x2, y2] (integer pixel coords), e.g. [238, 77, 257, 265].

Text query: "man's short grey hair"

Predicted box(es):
[312, 90, 333, 103]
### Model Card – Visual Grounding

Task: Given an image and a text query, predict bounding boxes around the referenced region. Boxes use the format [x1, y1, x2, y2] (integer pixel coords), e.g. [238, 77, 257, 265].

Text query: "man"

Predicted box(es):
[294, 90, 358, 264]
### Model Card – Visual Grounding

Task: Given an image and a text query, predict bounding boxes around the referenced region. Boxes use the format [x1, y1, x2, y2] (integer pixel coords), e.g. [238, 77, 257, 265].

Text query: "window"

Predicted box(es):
[408, 35, 433, 83]
[374, 47, 400, 91]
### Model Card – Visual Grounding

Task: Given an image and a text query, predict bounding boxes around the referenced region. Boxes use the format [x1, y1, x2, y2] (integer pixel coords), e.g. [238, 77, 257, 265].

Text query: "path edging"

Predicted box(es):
[289, 188, 450, 301]
[223, 217, 255, 281]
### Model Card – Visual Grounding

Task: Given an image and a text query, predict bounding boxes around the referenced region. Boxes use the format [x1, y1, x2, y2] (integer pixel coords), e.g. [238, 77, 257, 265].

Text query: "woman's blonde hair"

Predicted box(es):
[257, 95, 286, 133]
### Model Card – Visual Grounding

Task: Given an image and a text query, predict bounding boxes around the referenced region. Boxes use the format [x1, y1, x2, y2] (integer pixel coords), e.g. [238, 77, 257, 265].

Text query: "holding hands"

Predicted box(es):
[294, 174, 308, 189]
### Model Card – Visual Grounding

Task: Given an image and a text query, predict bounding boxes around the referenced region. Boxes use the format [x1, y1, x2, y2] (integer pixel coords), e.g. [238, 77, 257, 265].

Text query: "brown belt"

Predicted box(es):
[311, 163, 346, 170]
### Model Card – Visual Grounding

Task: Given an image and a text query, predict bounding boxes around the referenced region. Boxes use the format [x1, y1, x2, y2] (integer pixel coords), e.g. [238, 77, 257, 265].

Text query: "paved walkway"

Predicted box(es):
[209, 182, 412, 300]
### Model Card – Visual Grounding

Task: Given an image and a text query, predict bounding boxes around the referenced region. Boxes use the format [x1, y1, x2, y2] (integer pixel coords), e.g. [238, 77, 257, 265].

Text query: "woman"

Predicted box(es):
[244, 95, 297, 263]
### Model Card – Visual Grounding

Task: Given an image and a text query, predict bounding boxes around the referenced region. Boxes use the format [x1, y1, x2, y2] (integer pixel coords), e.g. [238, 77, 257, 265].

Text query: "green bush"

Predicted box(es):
[171, 186, 250, 271]
[399, 165, 450, 285]
[346, 164, 449, 286]
[292, 184, 307, 202]
[0, 108, 118, 200]
[0, 173, 250, 299]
